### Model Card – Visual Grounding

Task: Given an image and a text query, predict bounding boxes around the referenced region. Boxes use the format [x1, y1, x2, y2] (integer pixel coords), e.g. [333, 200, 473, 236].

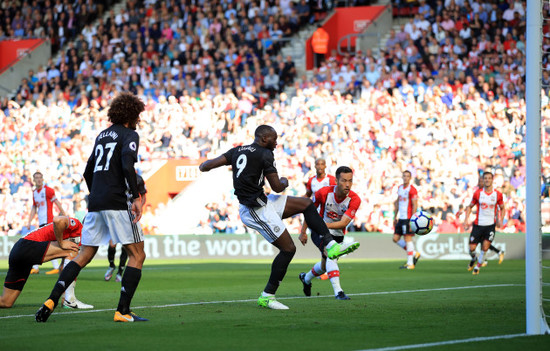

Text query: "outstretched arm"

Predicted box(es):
[199, 155, 229, 172]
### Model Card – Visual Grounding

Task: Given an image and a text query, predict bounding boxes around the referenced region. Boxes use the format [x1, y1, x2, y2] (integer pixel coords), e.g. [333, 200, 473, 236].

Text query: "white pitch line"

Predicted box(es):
[357, 333, 529, 351]
[0, 283, 522, 320]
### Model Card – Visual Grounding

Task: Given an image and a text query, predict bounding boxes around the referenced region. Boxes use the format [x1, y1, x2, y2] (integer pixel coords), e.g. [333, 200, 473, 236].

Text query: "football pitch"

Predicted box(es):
[1, 259, 549, 351]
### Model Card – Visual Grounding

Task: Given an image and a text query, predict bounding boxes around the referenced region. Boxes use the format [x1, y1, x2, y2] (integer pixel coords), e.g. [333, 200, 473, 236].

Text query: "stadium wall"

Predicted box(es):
[0, 39, 50, 93]
[1, 233, 546, 261]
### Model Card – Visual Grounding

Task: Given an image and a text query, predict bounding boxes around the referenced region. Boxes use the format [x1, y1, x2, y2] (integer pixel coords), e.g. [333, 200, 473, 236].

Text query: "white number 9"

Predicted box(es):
[236, 154, 247, 178]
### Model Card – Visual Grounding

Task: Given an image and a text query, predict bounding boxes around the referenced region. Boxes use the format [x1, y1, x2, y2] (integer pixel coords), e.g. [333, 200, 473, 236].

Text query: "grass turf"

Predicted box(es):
[0, 259, 549, 351]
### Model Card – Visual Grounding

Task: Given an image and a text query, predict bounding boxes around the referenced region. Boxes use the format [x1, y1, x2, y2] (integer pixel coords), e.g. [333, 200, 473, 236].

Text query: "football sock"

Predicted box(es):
[264, 250, 295, 295]
[117, 266, 142, 315]
[119, 248, 128, 273]
[48, 261, 82, 306]
[303, 203, 333, 247]
[489, 245, 500, 254]
[305, 262, 324, 284]
[32, 264, 39, 270]
[477, 250, 486, 266]
[51, 259, 60, 270]
[396, 238, 406, 250]
[108, 245, 116, 268]
[64, 281, 76, 302]
[326, 259, 342, 294]
[406, 241, 415, 265]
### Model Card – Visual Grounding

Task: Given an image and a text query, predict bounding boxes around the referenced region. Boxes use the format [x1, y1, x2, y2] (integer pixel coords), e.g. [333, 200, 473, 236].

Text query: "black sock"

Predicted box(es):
[48, 261, 82, 306]
[469, 250, 476, 262]
[119, 248, 128, 273]
[303, 203, 334, 247]
[117, 266, 142, 314]
[489, 245, 500, 254]
[264, 250, 295, 294]
[108, 245, 116, 268]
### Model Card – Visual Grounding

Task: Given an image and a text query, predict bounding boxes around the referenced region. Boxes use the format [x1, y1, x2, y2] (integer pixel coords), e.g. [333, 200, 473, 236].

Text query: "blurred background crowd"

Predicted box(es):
[0, 0, 545, 236]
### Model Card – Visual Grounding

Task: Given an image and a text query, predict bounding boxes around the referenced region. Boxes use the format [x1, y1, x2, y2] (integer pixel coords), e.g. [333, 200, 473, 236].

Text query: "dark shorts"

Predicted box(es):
[394, 219, 411, 235]
[4, 239, 49, 291]
[311, 231, 344, 259]
[469, 224, 496, 245]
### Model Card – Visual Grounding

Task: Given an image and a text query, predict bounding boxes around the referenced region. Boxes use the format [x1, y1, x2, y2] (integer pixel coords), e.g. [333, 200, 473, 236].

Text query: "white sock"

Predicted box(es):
[477, 251, 486, 266]
[326, 240, 337, 249]
[305, 262, 325, 284]
[406, 241, 415, 265]
[65, 281, 76, 302]
[261, 291, 275, 297]
[51, 259, 60, 270]
[396, 238, 406, 250]
[326, 259, 342, 295]
[32, 264, 39, 270]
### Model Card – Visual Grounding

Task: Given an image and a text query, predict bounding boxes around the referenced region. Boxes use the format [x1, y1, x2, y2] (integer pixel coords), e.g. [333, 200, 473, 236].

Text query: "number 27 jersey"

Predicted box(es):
[84, 124, 139, 211]
[223, 142, 277, 208]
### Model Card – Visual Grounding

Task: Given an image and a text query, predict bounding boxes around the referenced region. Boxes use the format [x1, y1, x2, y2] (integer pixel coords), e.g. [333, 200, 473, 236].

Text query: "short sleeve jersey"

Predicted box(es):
[86, 124, 140, 211]
[397, 184, 417, 219]
[306, 175, 337, 195]
[313, 186, 361, 237]
[223, 143, 277, 207]
[33, 185, 57, 225]
[470, 188, 504, 226]
[24, 218, 82, 242]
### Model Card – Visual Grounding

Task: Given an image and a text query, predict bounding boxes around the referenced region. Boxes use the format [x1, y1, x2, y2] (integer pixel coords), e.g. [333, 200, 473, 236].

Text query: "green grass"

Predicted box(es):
[1, 259, 549, 351]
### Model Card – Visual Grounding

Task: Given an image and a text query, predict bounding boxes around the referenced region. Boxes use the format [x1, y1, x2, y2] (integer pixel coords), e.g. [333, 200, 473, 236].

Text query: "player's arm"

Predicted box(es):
[122, 153, 142, 223]
[497, 193, 505, 228]
[53, 198, 66, 217]
[83, 153, 94, 191]
[199, 155, 229, 172]
[52, 216, 79, 252]
[326, 214, 353, 230]
[305, 188, 313, 198]
[393, 198, 399, 225]
[265, 172, 288, 193]
[411, 197, 418, 217]
[27, 205, 37, 228]
[463, 203, 474, 230]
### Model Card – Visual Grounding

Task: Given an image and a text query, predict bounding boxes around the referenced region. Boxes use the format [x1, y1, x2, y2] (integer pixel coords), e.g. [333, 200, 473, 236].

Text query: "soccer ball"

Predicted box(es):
[409, 211, 434, 235]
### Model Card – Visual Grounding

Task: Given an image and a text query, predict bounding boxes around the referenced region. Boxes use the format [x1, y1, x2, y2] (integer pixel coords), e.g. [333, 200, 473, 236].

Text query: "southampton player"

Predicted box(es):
[393, 170, 421, 269]
[26, 171, 66, 275]
[1, 216, 91, 308]
[36, 93, 147, 323]
[305, 159, 337, 197]
[463, 171, 505, 275]
[199, 125, 360, 310]
[299, 166, 361, 300]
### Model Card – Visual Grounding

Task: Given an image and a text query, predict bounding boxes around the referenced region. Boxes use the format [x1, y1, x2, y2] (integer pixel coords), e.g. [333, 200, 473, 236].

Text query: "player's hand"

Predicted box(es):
[280, 177, 289, 189]
[496, 219, 502, 229]
[60, 240, 79, 252]
[463, 222, 470, 231]
[132, 197, 143, 223]
[299, 232, 308, 246]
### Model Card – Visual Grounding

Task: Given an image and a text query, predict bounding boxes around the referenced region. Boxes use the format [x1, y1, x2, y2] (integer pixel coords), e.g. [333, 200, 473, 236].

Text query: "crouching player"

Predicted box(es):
[299, 166, 361, 300]
[0, 216, 92, 309]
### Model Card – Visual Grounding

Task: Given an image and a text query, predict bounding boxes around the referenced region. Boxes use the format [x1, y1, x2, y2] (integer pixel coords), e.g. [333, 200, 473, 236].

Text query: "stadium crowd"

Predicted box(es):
[0, 0, 544, 236]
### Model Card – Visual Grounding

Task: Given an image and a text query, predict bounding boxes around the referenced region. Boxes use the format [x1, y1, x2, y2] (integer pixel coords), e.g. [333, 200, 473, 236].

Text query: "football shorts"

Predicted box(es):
[5, 239, 49, 290]
[239, 194, 288, 243]
[394, 219, 411, 235]
[469, 224, 496, 244]
[82, 210, 143, 246]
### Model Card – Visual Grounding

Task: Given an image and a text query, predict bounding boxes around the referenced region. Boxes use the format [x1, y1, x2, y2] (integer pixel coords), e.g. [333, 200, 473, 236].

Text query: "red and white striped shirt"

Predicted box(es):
[469, 188, 504, 226]
[306, 175, 336, 195]
[397, 184, 417, 219]
[33, 186, 57, 226]
[313, 186, 361, 237]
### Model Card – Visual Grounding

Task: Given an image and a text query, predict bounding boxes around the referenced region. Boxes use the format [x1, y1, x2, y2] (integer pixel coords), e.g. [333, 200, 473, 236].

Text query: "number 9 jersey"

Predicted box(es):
[223, 142, 277, 208]
[83, 124, 140, 211]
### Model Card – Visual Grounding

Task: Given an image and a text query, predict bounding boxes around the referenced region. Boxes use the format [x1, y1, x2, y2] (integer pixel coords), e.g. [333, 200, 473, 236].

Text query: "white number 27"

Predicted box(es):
[93, 142, 117, 172]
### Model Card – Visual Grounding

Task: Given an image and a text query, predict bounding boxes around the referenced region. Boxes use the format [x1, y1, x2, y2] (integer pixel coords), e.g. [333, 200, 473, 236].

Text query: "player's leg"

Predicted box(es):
[393, 233, 406, 250]
[105, 240, 116, 281]
[117, 246, 128, 282]
[488, 243, 505, 264]
[473, 239, 491, 275]
[1, 240, 33, 308]
[62, 255, 94, 310]
[468, 227, 480, 271]
[300, 231, 326, 296]
[105, 209, 147, 322]
[46, 259, 60, 275]
[0, 287, 22, 308]
[36, 212, 104, 322]
[283, 196, 359, 259]
[403, 234, 416, 268]
[240, 197, 293, 309]
[326, 258, 349, 300]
